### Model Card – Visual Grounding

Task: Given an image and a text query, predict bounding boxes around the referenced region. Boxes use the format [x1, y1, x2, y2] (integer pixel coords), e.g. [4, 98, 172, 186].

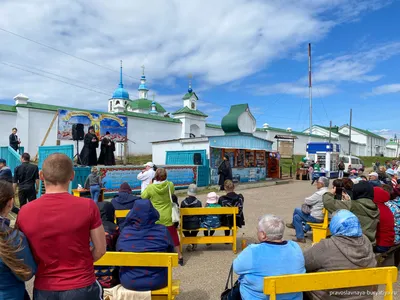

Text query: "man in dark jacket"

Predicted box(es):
[0, 159, 12, 182]
[218, 154, 232, 190]
[181, 184, 202, 251]
[111, 182, 140, 230]
[218, 180, 245, 237]
[9, 128, 20, 151]
[13, 153, 39, 207]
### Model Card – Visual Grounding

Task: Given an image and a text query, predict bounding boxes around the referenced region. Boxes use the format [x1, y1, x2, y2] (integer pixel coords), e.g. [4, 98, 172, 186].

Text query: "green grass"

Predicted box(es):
[125, 154, 153, 165]
[359, 156, 396, 169]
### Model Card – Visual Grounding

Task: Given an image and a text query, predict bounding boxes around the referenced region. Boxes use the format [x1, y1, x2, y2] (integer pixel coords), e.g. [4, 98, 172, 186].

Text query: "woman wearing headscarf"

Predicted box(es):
[117, 200, 174, 291]
[94, 202, 120, 288]
[111, 182, 140, 230]
[373, 187, 395, 253]
[79, 126, 99, 166]
[323, 181, 379, 243]
[304, 210, 376, 300]
[218, 154, 233, 191]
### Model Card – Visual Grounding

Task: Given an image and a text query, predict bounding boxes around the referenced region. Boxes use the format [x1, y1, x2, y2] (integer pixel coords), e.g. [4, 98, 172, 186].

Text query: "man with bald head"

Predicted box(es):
[17, 153, 106, 300]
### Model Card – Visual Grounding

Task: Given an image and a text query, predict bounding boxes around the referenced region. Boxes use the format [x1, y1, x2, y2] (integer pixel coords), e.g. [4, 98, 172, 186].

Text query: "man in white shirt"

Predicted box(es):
[137, 162, 155, 192]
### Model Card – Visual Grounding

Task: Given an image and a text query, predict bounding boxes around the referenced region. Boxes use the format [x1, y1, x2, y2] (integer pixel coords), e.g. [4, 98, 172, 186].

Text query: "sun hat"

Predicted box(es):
[144, 162, 154, 168]
[206, 192, 219, 204]
[368, 172, 379, 177]
[386, 169, 395, 176]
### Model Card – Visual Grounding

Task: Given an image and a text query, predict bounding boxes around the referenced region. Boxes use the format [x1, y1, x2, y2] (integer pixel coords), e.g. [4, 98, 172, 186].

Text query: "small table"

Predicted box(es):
[72, 188, 105, 202]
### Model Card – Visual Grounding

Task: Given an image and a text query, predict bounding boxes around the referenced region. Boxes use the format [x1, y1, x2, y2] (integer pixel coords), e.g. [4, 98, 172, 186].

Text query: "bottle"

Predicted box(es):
[241, 233, 247, 250]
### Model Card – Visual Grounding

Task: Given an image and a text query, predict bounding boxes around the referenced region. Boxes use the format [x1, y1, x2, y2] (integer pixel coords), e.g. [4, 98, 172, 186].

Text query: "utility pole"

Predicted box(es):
[348, 109, 352, 155]
[308, 43, 312, 141]
[328, 120, 332, 144]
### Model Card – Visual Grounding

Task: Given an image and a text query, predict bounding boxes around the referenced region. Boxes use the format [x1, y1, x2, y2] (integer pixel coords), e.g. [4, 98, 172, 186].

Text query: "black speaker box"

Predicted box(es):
[72, 123, 85, 141]
[193, 153, 202, 165]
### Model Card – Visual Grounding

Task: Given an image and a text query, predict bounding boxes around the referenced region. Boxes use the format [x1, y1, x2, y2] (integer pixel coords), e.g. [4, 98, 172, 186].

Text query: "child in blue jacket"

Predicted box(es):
[202, 192, 221, 238]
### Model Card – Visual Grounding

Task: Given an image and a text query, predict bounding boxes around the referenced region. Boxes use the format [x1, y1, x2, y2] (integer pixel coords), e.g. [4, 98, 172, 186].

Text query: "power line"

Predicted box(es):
[5, 61, 112, 94]
[0, 27, 137, 79]
[2, 62, 110, 96]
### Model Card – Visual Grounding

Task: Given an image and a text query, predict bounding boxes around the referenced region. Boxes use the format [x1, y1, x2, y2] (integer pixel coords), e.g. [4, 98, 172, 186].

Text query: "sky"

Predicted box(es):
[1, 0, 399, 139]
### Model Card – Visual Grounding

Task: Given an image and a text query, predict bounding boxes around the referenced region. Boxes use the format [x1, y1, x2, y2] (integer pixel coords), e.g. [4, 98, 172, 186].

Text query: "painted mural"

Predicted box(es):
[210, 166, 266, 185]
[57, 109, 127, 142]
[98, 166, 197, 193]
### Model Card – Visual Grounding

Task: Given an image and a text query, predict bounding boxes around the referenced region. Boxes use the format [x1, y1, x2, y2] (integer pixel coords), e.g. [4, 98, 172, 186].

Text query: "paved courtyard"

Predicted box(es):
[26, 180, 399, 299]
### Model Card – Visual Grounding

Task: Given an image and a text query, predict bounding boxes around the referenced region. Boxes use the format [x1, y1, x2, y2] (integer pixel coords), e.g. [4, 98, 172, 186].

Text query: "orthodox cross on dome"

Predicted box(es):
[188, 73, 193, 93]
[141, 65, 145, 76]
[119, 60, 124, 88]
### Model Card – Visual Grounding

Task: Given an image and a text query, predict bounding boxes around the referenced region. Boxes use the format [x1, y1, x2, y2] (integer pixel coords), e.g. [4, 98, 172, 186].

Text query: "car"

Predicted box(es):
[339, 155, 363, 171]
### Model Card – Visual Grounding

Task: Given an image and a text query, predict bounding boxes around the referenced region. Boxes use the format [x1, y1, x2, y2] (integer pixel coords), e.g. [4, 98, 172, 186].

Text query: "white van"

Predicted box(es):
[339, 155, 363, 171]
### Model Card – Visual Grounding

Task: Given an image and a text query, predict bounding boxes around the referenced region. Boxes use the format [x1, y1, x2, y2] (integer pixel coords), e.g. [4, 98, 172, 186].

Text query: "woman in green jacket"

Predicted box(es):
[141, 168, 183, 265]
[323, 180, 379, 244]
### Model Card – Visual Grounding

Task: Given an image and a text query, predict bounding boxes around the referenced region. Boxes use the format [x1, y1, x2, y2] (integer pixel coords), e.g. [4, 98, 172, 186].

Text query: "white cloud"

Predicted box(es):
[368, 83, 400, 96]
[0, 0, 392, 110]
[250, 82, 338, 98]
[313, 42, 400, 83]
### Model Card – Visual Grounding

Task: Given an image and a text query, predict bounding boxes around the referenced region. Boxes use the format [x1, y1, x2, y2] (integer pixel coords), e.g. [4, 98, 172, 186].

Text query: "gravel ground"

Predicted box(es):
[25, 180, 399, 299]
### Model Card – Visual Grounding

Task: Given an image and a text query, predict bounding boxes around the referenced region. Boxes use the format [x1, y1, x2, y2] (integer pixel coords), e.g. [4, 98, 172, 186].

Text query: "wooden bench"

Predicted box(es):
[114, 209, 130, 221]
[95, 252, 180, 300]
[179, 207, 239, 254]
[264, 267, 398, 300]
[72, 188, 105, 202]
[307, 208, 330, 244]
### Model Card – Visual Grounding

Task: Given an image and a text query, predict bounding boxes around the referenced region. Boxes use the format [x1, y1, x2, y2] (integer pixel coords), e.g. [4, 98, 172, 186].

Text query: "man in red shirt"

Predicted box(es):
[17, 153, 106, 299]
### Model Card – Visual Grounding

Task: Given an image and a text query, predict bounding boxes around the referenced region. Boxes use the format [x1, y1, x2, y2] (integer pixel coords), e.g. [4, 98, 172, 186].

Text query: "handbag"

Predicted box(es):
[301, 203, 311, 215]
[168, 183, 180, 223]
[221, 265, 241, 300]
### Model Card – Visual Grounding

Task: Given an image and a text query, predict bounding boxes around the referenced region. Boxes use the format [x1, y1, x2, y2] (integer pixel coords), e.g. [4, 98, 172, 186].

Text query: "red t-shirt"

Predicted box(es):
[17, 192, 102, 291]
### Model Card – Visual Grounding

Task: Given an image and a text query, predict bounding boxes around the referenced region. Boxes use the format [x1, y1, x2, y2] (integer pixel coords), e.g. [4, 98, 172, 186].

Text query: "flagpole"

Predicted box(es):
[308, 43, 312, 142]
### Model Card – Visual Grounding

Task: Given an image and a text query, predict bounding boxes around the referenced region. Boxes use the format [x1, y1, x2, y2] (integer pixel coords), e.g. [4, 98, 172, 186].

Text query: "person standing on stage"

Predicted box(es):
[13, 153, 39, 208]
[97, 131, 115, 166]
[218, 154, 233, 191]
[9, 128, 20, 152]
[80, 126, 99, 166]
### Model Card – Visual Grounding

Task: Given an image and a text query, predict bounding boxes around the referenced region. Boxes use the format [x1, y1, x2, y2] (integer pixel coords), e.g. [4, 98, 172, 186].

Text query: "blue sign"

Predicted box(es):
[98, 166, 197, 193]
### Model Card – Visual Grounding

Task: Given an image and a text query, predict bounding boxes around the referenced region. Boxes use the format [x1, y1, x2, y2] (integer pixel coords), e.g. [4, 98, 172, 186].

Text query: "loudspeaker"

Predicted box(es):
[72, 123, 85, 141]
[193, 153, 202, 165]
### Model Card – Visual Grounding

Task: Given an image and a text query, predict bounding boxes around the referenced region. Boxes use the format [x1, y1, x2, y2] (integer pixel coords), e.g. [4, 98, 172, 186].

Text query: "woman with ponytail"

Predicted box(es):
[0, 180, 36, 300]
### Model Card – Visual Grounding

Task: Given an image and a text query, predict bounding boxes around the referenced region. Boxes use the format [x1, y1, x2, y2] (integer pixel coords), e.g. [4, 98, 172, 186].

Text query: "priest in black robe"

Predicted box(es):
[79, 126, 99, 166]
[98, 131, 116, 166]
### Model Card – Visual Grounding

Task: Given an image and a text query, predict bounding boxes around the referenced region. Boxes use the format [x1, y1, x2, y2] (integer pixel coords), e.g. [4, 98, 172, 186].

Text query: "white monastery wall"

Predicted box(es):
[127, 117, 181, 155]
[152, 140, 210, 165]
[0, 111, 17, 147]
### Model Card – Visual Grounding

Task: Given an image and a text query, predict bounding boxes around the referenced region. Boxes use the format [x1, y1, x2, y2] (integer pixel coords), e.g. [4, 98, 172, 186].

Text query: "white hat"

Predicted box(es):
[368, 172, 378, 177]
[144, 162, 154, 168]
[206, 192, 219, 204]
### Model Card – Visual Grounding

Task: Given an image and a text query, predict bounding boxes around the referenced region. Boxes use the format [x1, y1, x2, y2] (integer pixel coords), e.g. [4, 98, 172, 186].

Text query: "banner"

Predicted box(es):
[98, 166, 197, 193]
[57, 109, 127, 142]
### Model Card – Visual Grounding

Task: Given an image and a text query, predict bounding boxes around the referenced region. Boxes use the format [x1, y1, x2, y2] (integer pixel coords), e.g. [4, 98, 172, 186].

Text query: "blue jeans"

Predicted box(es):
[292, 207, 322, 239]
[90, 185, 101, 203]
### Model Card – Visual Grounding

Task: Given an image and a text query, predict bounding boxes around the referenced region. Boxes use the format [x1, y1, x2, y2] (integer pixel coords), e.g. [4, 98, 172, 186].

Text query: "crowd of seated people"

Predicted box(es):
[2, 153, 400, 300]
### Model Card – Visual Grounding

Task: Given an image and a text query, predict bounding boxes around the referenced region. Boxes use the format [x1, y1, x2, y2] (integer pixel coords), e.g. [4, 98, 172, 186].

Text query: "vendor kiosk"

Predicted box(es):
[306, 142, 340, 178]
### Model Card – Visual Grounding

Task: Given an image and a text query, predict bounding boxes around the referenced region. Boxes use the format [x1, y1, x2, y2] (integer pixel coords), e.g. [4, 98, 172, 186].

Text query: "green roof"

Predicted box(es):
[127, 98, 166, 113]
[16, 102, 180, 123]
[0, 104, 17, 113]
[221, 104, 253, 133]
[312, 125, 348, 137]
[344, 125, 386, 140]
[206, 123, 222, 129]
[256, 127, 336, 140]
[172, 106, 208, 117]
[182, 92, 198, 100]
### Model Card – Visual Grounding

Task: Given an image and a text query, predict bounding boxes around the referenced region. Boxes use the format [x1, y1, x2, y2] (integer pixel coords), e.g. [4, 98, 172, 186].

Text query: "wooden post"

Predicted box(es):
[34, 111, 59, 161]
